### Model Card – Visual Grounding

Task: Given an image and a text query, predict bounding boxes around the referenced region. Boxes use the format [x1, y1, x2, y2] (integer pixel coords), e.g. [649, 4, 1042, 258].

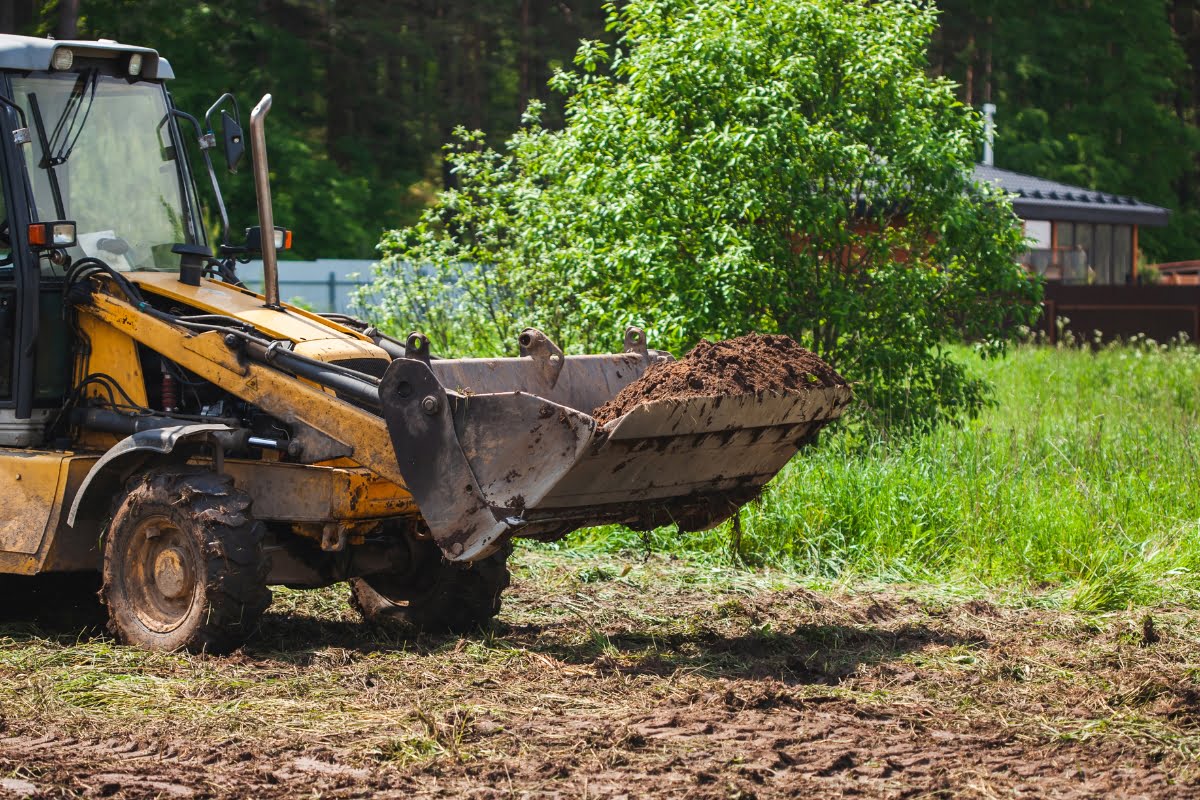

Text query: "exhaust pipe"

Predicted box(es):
[249, 94, 280, 309]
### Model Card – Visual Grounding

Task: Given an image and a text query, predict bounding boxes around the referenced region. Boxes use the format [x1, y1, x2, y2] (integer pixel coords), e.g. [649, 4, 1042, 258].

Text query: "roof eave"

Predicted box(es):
[1011, 198, 1170, 228]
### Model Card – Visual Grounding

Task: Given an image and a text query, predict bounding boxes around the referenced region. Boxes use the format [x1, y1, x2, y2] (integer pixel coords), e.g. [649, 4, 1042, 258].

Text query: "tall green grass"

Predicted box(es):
[566, 342, 1200, 608]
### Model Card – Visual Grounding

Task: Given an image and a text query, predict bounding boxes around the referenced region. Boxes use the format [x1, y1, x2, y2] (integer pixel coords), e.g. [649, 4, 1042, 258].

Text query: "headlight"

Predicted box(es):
[51, 48, 74, 70]
[128, 53, 143, 76]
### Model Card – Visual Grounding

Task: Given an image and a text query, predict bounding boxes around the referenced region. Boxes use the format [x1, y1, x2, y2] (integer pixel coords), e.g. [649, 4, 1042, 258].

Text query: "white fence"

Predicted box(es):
[236, 259, 376, 314]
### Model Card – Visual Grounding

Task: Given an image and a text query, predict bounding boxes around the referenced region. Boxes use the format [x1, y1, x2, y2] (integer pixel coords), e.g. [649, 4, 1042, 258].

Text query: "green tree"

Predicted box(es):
[2, 1, 610, 259]
[365, 0, 1040, 430]
[932, 0, 1197, 262]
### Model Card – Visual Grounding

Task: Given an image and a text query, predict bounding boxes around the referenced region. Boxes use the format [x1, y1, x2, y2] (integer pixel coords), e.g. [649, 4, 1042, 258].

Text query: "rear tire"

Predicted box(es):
[349, 540, 511, 633]
[101, 470, 271, 654]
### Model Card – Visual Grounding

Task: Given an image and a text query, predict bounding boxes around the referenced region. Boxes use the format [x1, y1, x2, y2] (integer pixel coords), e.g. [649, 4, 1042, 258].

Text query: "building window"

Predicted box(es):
[1113, 225, 1132, 282]
[1024, 220, 1052, 249]
[1020, 220, 1056, 278]
[1094, 224, 1113, 284]
[1021, 221, 1134, 285]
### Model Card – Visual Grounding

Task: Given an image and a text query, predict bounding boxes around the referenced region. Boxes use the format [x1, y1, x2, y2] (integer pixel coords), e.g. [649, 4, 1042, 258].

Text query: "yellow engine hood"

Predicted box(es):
[128, 272, 389, 364]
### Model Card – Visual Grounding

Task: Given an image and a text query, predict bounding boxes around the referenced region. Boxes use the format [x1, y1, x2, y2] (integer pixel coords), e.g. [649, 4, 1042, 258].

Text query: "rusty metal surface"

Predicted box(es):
[452, 393, 594, 514]
[221, 460, 417, 522]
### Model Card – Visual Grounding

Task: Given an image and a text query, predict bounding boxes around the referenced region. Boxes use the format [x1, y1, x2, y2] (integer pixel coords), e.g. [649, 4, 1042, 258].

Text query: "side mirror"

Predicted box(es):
[244, 225, 292, 252]
[220, 110, 244, 173]
[205, 93, 244, 174]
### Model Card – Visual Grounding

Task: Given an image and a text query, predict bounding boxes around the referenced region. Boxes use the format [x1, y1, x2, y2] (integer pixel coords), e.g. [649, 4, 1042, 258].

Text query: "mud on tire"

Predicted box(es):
[349, 540, 511, 634]
[102, 470, 271, 654]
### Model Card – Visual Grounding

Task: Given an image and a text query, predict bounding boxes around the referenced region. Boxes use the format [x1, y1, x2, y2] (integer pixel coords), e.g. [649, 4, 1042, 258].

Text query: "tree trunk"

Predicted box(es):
[56, 0, 80, 39]
[518, 0, 532, 116]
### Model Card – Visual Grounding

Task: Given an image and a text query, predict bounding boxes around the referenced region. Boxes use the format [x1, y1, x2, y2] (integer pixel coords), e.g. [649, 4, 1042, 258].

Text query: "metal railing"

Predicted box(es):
[241, 271, 372, 313]
[1021, 247, 1090, 284]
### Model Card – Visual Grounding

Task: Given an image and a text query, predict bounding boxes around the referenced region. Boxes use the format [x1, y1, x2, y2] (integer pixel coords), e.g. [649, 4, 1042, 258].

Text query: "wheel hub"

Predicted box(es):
[123, 516, 198, 633]
[153, 547, 191, 599]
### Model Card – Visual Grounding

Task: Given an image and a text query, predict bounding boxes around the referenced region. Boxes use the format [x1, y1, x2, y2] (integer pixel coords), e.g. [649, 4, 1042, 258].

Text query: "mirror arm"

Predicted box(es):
[0, 94, 29, 136]
[205, 93, 244, 175]
[204, 92, 241, 133]
[171, 108, 231, 246]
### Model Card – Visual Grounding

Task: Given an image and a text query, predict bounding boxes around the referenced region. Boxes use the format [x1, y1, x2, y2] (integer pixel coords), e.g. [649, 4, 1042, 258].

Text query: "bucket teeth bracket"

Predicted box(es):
[623, 326, 673, 364]
[623, 326, 649, 357]
[404, 331, 432, 365]
[518, 328, 565, 388]
[380, 357, 507, 561]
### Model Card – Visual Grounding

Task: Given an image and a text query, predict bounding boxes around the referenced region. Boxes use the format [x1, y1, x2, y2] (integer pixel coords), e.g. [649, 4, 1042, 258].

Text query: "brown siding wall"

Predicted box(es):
[1041, 284, 1200, 343]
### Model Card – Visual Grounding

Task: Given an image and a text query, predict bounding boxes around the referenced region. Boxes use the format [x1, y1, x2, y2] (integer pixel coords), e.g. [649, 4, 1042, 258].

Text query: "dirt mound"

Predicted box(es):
[592, 333, 847, 424]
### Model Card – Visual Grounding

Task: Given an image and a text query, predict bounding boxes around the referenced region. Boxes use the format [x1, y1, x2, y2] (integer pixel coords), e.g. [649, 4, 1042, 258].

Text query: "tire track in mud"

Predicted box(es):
[621, 699, 1182, 799]
[0, 685, 1195, 798]
[0, 732, 378, 798]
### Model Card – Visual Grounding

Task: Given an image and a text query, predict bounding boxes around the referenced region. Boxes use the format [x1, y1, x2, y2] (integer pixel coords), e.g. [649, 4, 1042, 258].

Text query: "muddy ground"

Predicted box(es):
[0, 549, 1197, 798]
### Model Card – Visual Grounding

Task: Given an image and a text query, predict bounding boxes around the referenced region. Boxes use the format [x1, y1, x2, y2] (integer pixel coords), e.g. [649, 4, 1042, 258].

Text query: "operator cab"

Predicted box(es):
[0, 35, 198, 446]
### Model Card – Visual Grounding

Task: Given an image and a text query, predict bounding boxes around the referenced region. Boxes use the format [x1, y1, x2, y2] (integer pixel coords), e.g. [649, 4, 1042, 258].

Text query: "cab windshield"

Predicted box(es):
[11, 71, 205, 272]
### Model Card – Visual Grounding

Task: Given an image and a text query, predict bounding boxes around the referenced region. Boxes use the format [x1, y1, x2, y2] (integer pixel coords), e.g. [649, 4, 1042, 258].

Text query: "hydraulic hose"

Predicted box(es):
[242, 340, 382, 409]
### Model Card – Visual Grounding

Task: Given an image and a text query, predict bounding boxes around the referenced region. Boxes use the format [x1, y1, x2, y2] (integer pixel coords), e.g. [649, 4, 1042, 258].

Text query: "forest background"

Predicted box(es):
[1, 0, 1197, 264]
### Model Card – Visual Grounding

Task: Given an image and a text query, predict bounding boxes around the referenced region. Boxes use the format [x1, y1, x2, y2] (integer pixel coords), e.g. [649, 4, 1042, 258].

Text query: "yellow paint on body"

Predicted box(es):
[75, 312, 149, 407]
[82, 290, 409, 491]
[0, 451, 70, 556]
[129, 272, 389, 364]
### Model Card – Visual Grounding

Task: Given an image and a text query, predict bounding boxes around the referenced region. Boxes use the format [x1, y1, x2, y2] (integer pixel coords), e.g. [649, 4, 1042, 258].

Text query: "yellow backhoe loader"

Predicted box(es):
[0, 34, 851, 652]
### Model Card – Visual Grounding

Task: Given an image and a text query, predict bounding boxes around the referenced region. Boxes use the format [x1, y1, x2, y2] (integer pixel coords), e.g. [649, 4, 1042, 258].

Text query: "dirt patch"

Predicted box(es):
[592, 333, 847, 424]
[2, 551, 1199, 797]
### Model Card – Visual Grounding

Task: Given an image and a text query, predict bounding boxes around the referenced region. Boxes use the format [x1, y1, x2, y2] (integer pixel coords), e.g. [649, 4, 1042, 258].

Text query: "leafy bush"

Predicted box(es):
[363, 0, 1041, 429]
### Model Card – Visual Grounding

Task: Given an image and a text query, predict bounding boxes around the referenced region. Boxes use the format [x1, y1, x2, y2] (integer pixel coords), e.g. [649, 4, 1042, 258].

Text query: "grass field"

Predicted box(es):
[570, 341, 1200, 610]
[4, 342, 1200, 797]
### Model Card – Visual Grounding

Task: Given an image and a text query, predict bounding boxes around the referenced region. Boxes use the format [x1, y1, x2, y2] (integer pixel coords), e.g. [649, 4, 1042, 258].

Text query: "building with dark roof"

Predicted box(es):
[973, 164, 1170, 286]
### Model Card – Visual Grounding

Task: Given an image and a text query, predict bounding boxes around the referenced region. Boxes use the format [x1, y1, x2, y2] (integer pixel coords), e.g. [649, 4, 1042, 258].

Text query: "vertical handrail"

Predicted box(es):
[249, 94, 279, 308]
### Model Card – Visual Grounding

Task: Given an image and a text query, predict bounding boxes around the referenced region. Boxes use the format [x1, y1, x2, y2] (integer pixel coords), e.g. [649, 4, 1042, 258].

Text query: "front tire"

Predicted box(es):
[102, 470, 271, 654]
[350, 540, 511, 633]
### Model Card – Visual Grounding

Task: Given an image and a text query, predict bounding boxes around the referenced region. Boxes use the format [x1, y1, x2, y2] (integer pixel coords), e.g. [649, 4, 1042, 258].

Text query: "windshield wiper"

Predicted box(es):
[27, 69, 100, 220]
[26, 94, 64, 219]
[45, 69, 99, 167]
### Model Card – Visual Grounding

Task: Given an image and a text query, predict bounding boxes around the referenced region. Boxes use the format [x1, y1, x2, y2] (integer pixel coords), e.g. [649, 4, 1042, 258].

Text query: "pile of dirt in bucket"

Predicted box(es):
[592, 333, 847, 424]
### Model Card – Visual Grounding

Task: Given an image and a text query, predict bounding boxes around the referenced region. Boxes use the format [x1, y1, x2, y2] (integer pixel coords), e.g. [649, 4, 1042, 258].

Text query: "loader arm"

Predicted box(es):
[79, 290, 406, 488]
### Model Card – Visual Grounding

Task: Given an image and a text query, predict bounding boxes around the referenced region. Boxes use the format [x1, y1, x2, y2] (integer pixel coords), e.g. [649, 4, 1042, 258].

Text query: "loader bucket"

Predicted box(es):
[379, 330, 852, 562]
